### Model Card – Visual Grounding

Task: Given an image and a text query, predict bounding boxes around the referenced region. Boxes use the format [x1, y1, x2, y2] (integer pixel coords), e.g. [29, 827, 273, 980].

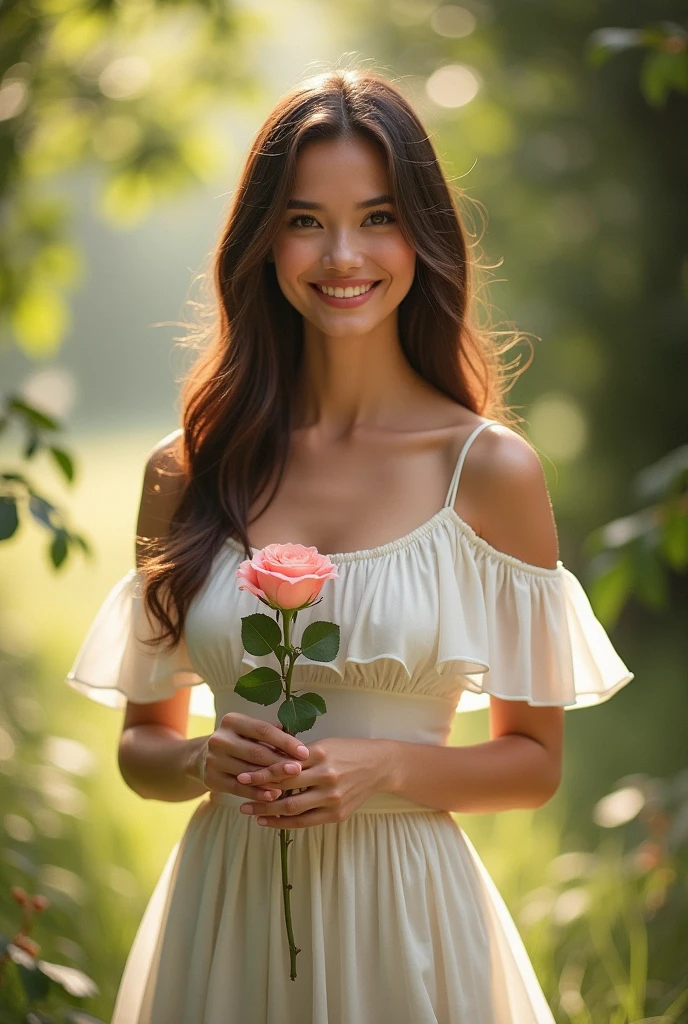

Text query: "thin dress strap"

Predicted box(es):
[443, 420, 498, 509]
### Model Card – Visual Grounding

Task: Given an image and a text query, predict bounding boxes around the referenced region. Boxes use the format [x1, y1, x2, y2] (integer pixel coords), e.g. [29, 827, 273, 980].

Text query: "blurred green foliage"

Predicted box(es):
[0, 396, 89, 569]
[587, 21, 688, 107]
[0, 0, 262, 564]
[0, 0, 261, 356]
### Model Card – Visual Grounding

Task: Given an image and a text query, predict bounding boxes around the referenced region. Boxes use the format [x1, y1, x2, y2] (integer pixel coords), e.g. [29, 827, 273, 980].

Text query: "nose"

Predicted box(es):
[322, 228, 365, 272]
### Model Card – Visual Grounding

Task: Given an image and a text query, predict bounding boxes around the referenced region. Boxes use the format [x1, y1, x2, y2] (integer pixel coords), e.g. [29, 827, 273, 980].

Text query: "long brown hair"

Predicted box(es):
[140, 65, 532, 652]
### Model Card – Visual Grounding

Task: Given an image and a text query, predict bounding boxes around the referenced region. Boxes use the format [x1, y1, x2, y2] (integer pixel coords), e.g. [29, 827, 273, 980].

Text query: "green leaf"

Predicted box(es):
[28, 494, 56, 530]
[8, 398, 60, 431]
[71, 533, 92, 555]
[234, 666, 282, 705]
[278, 695, 319, 734]
[50, 529, 69, 568]
[48, 446, 75, 482]
[24, 434, 40, 458]
[299, 620, 340, 663]
[0, 496, 19, 540]
[641, 50, 688, 107]
[299, 691, 327, 717]
[240, 613, 282, 656]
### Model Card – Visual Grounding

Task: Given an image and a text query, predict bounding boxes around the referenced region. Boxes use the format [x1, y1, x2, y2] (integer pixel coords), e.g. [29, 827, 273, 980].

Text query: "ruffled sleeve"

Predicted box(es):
[450, 536, 634, 713]
[65, 569, 215, 719]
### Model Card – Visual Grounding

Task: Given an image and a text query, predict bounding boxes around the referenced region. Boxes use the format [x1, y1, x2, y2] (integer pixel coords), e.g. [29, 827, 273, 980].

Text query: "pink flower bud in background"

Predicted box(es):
[14, 934, 40, 957]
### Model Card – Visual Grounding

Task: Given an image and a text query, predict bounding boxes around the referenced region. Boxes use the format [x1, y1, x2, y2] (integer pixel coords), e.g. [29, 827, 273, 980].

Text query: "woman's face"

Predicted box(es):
[270, 135, 416, 336]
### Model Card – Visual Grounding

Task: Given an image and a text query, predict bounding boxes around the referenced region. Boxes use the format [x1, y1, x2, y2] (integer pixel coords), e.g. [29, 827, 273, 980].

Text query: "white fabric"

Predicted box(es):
[65, 493, 634, 1023]
[66, 507, 633, 720]
[66, 567, 215, 718]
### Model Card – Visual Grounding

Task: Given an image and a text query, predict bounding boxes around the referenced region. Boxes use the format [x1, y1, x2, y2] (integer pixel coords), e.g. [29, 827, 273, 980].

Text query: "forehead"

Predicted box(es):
[292, 136, 390, 197]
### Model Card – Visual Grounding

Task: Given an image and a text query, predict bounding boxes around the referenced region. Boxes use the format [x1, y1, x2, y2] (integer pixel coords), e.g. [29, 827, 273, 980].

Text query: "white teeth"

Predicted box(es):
[317, 282, 375, 297]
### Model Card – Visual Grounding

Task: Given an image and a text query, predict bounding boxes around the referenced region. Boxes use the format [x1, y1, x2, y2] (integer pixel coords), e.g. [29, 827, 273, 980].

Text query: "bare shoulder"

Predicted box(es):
[464, 423, 559, 569]
[136, 428, 186, 557]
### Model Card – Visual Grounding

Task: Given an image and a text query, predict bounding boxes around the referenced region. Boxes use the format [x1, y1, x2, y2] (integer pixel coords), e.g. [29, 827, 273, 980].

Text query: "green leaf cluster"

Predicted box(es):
[0, 396, 90, 568]
[234, 612, 339, 734]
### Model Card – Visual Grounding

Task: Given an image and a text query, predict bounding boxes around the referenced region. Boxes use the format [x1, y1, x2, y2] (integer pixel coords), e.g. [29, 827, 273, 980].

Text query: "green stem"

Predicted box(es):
[276, 608, 301, 979]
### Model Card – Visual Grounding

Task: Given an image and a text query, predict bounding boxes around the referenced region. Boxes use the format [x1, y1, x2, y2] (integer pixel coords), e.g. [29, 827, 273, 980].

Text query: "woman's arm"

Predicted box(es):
[385, 428, 565, 814]
[116, 433, 312, 804]
[117, 430, 212, 802]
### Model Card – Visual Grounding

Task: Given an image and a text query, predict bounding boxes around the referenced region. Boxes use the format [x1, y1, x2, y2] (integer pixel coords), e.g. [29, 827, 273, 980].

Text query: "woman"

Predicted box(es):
[67, 66, 634, 1023]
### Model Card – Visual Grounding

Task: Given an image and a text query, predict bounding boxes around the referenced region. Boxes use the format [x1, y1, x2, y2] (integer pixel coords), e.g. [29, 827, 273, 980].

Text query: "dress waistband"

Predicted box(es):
[207, 789, 443, 815]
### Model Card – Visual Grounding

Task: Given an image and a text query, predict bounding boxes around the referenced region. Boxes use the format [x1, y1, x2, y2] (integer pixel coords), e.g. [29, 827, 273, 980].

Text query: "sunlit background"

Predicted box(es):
[1, 0, 687, 1020]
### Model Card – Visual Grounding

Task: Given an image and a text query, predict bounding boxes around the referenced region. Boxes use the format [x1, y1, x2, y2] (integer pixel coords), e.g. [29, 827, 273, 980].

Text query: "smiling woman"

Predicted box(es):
[270, 140, 417, 328]
[65, 63, 634, 1024]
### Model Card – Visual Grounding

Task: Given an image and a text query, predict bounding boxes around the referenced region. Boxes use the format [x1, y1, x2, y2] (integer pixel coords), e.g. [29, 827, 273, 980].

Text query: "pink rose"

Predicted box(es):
[236, 542, 339, 610]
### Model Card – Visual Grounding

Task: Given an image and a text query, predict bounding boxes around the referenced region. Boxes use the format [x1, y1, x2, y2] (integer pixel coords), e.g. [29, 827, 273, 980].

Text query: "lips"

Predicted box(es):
[308, 280, 382, 308]
[310, 279, 380, 290]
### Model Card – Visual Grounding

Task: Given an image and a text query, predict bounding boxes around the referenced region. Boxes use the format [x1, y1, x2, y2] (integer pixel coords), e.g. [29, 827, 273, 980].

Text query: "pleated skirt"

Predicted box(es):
[112, 794, 556, 1023]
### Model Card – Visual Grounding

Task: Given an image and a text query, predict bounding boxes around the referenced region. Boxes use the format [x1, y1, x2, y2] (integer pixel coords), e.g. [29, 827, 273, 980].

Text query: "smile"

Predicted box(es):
[309, 281, 382, 308]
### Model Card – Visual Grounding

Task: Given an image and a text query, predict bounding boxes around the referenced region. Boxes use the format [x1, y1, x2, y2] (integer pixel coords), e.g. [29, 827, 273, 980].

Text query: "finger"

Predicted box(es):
[239, 790, 314, 818]
[222, 738, 291, 770]
[211, 747, 299, 791]
[210, 754, 281, 784]
[236, 761, 303, 786]
[208, 772, 283, 802]
[226, 714, 310, 763]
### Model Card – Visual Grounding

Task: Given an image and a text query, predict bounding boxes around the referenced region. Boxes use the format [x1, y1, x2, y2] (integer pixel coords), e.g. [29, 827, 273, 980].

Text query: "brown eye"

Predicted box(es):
[365, 210, 395, 226]
[288, 215, 319, 228]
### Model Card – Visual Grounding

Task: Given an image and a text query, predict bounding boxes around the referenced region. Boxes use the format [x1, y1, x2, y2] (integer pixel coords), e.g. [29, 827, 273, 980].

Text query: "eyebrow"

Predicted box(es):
[285, 193, 394, 211]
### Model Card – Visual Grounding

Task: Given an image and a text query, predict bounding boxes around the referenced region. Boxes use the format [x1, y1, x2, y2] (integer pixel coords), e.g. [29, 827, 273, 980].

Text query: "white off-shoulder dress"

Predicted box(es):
[66, 420, 634, 1024]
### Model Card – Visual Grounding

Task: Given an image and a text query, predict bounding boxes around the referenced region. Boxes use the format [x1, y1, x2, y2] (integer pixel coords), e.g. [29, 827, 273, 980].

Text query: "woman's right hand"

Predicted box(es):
[197, 712, 310, 803]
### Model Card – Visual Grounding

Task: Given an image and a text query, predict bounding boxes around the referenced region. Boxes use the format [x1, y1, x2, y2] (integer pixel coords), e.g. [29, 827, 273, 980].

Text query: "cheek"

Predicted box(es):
[272, 236, 312, 276]
[379, 239, 416, 290]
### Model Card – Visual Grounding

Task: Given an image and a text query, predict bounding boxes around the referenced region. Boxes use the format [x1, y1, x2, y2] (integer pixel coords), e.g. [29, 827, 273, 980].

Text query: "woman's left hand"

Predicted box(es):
[237, 736, 392, 828]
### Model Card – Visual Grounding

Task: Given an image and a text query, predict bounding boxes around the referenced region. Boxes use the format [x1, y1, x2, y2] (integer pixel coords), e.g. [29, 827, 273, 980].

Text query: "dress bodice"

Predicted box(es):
[66, 420, 634, 735]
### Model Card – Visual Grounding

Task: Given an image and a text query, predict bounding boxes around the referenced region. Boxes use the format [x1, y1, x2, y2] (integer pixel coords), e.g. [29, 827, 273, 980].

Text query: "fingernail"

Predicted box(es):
[297, 745, 309, 757]
[237, 773, 251, 783]
[257, 817, 267, 825]
[285, 763, 300, 774]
